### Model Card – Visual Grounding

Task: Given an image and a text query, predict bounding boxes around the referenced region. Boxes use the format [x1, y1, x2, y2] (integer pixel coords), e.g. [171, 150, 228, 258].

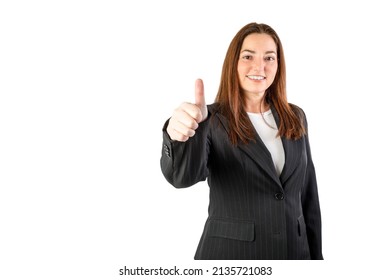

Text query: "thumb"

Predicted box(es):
[194, 79, 208, 122]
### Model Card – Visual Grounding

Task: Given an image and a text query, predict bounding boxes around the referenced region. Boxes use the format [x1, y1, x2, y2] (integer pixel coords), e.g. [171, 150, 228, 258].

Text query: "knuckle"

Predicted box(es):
[178, 135, 189, 142]
[192, 120, 199, 130]
[186, 129, 195, 137]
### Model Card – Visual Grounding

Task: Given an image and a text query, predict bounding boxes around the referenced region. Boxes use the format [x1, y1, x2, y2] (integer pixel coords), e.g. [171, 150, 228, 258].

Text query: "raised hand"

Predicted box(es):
[167, 79, 208, 142]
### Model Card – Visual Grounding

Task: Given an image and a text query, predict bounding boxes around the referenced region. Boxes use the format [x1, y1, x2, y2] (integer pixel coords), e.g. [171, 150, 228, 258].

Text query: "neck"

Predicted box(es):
[244, 93, 269, 113]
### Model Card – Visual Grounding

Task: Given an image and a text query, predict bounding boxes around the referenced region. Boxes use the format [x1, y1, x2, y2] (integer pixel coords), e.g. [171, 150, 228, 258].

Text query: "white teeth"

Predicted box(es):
[247, 75, 265, 80]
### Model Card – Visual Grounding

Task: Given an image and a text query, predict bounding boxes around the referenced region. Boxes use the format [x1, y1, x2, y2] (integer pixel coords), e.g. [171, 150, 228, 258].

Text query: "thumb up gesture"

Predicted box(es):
[167, 79, 208, 142]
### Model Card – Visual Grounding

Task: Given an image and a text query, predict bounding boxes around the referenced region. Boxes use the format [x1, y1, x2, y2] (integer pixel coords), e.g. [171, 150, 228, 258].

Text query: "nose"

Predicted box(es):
[252, 58, 265, 72]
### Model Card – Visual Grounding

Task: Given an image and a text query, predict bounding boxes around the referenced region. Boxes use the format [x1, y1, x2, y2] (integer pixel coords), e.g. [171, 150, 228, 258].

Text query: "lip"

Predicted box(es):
[246, 75, 266, 81]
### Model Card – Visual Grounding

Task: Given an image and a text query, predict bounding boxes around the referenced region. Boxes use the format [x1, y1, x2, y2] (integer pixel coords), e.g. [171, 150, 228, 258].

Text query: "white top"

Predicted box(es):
[247, 110, 285, 176]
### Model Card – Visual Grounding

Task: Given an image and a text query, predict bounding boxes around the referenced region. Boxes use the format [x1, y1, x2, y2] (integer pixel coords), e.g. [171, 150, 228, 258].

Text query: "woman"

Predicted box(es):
[160, 23, 323, 260]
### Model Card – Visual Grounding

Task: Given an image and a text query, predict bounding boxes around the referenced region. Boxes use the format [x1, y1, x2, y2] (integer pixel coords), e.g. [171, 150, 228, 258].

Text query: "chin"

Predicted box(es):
[249, 88, 267, 95]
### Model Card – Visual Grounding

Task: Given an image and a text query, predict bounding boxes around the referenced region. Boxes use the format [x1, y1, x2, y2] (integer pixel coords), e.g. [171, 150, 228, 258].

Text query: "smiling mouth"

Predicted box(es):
[246, 75, 266, 81]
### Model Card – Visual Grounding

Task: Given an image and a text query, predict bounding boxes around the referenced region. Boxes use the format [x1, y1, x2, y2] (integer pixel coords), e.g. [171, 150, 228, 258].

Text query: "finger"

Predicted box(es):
[195, 79, 208, 122]
[171, 131, 190, 142]
[167, 128, 189, 142]
[179, 102, 202, 124]
[177, 114, 199, 130]
[172, 121, 196, 138]
[167, 120, 194, 142]
[195, 79, 205, 108]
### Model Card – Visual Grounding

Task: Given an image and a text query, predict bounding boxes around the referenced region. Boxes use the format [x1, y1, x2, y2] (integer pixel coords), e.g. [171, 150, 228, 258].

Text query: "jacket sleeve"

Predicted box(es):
[301, 112, 323, 260]
[160, 114, 211, 188]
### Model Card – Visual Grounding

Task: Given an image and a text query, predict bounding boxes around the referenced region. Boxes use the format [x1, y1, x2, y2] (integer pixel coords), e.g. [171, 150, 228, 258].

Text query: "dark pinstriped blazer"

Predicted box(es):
[160, 103, 323, 260]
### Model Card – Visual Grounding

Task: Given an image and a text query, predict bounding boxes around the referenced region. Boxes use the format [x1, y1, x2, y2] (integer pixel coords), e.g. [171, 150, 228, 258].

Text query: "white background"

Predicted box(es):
[1, 0, 389, 279]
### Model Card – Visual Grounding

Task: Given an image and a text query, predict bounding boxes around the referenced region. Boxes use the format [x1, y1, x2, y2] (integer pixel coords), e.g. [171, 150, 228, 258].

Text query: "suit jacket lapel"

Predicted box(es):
[214, 105, 303, 188]
[214, 111, 282, 188]
[238, 134, 283, 188]
[271, 106, 302, 186]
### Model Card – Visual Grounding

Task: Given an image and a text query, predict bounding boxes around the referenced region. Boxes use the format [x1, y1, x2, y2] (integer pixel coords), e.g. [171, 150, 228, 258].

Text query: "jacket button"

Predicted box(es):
[163, 144, 171, 158]
[274, 192, 284, 200]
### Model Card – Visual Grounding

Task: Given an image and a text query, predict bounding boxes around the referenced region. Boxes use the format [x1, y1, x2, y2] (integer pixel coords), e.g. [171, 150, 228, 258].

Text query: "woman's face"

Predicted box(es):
[237, 33, 278, 99]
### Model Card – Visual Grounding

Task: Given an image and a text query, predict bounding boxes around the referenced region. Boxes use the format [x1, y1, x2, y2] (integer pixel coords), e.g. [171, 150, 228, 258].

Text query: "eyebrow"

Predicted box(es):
[240, 49, 277, 55]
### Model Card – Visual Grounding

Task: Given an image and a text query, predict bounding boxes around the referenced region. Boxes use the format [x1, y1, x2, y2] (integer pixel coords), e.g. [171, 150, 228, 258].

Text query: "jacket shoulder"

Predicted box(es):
[207, 103, 220, 115]
[289, 103, 308, 128]
[289, 103, 305, 117]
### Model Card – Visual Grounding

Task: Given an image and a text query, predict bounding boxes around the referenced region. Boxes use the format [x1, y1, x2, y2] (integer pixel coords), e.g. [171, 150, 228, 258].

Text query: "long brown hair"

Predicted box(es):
[215, 22, 305, 145]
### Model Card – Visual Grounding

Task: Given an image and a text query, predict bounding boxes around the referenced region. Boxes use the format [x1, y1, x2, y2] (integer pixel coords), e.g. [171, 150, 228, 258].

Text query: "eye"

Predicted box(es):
[265, 56, 276, 61]
[242, 55, 252, 60]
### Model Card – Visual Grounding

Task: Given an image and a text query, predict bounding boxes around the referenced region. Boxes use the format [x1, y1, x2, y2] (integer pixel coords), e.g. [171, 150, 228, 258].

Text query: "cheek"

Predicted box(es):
[237, 64, 244, 76]
[266, 65, 278, 77]
[237, 70, 245, 83]
[237, 60, 250, 70]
